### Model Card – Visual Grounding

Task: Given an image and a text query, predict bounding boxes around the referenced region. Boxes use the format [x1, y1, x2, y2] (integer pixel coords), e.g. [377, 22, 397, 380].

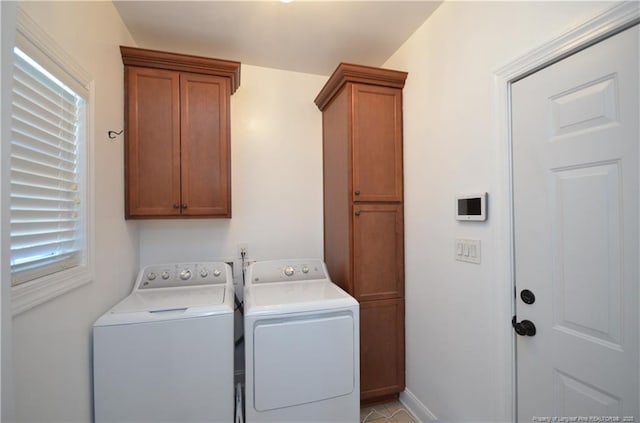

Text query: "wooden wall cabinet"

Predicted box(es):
[315, 63, 407, 403]
[121, 46, 240, 219]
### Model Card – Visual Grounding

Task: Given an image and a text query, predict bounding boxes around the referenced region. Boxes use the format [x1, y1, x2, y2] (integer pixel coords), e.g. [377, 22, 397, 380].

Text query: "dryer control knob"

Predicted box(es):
[147, 272, 157, 281]
[302, 266, 309, 274]
[213, 269, 222, 277]
[179, 269, 192, 281]
[161, 271, 170, 280]
[284, 266, 295, 277]
[200, 269, 209, 278]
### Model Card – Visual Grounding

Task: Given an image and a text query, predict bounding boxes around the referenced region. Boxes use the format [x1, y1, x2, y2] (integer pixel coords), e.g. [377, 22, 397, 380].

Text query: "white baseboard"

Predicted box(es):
[399, 388, 439, 423]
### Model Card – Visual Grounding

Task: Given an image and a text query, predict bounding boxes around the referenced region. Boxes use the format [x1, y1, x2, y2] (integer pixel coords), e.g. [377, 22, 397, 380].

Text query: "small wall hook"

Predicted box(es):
[108, 129, 124, 140]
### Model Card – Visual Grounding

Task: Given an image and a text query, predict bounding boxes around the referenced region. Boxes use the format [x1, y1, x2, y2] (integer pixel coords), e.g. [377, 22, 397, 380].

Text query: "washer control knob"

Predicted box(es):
[302, 266, 309, 274]
[284, 266, 295, 277]
[200, 269, 209, 278]
[161, 271, 170, 280]
[179, 269, 192, 281]
[213, 269, 222, 277]
[147, 272, 157, 281]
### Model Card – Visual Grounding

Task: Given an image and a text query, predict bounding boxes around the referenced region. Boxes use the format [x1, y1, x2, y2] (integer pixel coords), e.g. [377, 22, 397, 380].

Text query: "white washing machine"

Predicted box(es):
[93, 262, 234, 423]
[244, 259, 359, 423]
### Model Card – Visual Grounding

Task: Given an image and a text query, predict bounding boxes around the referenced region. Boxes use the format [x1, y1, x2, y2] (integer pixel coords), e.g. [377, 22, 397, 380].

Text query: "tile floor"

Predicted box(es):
[360, 399, 417, 423]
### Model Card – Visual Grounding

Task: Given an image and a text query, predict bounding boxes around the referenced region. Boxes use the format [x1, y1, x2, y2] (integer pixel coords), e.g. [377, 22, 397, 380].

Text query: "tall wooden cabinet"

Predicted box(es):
[315, 63, 407, 403]
[121, 46, 240, 219]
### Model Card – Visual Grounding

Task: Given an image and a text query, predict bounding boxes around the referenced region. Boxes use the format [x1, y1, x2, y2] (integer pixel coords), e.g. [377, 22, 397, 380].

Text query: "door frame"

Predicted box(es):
[494, 3, 640, 421]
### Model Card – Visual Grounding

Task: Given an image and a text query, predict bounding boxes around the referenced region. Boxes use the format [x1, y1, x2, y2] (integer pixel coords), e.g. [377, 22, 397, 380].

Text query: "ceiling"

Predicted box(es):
[113, 1, 442, 76]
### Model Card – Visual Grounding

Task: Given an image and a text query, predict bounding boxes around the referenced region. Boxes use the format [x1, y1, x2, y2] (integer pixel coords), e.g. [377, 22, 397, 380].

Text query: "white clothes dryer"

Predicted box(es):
[93, 262, 234, 423]
[244, 259, 359, 423]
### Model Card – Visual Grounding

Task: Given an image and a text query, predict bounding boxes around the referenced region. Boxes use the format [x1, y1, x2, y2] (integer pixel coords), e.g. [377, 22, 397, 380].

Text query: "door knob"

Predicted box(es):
[512, 316, 536, 336]
[520, 289, 536, 304]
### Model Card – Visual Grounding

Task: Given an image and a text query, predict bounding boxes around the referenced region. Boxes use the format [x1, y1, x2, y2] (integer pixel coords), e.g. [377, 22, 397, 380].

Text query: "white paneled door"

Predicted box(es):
[512, 25, 639, 421]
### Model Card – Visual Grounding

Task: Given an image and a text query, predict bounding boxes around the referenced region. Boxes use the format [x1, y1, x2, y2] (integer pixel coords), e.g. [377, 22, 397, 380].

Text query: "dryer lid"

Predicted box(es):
[244, 280, 357, 315]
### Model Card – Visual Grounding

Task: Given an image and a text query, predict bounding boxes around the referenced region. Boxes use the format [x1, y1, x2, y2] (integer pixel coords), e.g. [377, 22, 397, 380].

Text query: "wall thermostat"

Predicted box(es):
[456, 193, 487, 221]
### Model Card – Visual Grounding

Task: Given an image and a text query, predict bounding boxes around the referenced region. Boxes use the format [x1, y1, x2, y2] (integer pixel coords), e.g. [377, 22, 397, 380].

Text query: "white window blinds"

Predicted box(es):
[10, 47, 86, 286]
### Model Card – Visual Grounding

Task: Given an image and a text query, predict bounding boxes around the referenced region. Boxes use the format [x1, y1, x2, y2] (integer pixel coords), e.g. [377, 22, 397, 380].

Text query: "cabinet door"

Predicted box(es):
[360, 298, 405, 401]
[180, 73, 231, 217]
[351, 84, 403, 202]
[353, 204, 404, 301]
[126, 67, 181, 217]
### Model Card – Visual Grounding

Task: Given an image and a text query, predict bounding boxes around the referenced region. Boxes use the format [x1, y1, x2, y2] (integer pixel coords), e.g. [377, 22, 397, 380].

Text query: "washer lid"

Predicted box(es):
[244, 280, 358, 315]
[114, 285, 227, 312]
[94, 285, 231, 326]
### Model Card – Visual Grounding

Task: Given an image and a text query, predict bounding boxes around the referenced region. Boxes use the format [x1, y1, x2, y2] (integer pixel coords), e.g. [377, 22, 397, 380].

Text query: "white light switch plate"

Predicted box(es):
[455, 239, 481, 264]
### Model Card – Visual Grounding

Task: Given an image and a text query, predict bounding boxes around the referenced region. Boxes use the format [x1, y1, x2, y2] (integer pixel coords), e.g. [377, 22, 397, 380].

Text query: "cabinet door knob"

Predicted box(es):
[355, 190, 360, 196]
[355, 210, 361, 216]
[181, 203, 188, 209]
[173, 204, 180, 209]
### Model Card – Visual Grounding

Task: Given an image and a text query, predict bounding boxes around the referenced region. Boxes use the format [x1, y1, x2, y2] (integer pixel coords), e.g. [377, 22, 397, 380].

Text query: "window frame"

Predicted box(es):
[10, 7, 94, 316]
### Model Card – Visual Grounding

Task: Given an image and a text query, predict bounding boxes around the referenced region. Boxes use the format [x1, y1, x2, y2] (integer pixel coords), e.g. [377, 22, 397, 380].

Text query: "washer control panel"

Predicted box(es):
[249, 259, 327, 284]
[137, 262, 231, 290]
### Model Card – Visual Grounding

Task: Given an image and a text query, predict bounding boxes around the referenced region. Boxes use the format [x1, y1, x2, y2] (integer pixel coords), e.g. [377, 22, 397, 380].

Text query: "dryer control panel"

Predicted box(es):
[136, 262, 231, 289]
[247, 259, 327, 284]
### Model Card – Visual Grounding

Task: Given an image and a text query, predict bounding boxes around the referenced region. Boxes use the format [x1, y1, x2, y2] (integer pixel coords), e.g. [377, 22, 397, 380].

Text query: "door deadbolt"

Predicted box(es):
[520, 289, 535, 305]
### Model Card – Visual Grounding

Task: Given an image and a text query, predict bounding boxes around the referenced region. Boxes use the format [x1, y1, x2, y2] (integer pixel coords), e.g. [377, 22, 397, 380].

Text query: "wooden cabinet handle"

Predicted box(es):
[355, 210, 361, 216]
[181, 203, 188, 209]
[355, 190, 360, 195]
[173, 204, 180, 209]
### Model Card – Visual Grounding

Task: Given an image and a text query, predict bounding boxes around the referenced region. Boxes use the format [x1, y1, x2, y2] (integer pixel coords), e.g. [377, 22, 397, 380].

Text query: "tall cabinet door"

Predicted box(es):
[179, 73, 231, 217]
[360, 299, 405, 401]
[126, 67, 181, 217]
[351, 84, 403, 202]
[352, 204, 404, 301]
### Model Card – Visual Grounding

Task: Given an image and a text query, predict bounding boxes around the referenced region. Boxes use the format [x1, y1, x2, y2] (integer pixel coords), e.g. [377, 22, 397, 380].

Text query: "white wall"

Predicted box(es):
[138, 64, 326, 267]
[10, 2, 138, 422]
[383, 2, 615, 422]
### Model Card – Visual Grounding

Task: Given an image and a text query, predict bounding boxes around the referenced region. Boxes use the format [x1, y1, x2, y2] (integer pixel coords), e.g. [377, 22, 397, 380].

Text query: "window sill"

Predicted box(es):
[11, 266, 93, 316]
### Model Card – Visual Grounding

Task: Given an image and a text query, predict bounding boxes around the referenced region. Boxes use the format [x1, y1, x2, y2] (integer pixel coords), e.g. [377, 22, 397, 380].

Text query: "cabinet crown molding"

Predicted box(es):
[314, 62, 408, 111]
[120, 46, 241, 94]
